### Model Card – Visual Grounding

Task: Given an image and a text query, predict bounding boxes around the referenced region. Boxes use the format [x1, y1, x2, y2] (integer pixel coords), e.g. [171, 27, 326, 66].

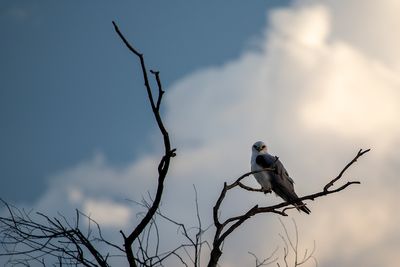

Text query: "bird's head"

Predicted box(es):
[252, 141, 268, 154]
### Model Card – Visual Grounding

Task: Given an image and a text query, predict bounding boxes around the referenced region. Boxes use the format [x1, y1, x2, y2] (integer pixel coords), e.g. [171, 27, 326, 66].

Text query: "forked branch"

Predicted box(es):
[208, 149, 370, 267]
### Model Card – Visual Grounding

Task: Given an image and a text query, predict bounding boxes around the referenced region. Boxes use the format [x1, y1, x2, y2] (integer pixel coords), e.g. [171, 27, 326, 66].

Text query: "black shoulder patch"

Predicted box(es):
[256, 154, 278, 168]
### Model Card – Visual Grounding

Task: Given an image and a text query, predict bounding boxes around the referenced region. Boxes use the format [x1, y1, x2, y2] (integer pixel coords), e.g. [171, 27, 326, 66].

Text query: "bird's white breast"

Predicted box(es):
[251, 156, 272, 191]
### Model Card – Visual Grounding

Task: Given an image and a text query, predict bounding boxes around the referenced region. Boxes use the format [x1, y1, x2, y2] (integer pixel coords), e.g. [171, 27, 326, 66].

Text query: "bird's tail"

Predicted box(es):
[295, 201, 311, 214]
[273, 187, 311, 215]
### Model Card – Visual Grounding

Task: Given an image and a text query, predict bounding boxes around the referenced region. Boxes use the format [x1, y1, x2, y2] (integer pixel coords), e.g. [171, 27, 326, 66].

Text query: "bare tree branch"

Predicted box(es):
[0, 200, 121, 266]
[112, 21, 176, 267]
[125, 185, 209, 266]
[324, 148, 370, 192]
[248, 247, 279, 267]
[278, 219, 317, 267]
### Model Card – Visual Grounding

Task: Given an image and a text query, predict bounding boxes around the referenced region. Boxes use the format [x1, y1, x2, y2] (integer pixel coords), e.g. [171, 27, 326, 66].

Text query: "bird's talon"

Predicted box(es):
[263, 189, 272, 194]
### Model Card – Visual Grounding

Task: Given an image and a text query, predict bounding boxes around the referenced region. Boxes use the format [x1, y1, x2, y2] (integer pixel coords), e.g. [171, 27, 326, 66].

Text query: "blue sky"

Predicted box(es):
[2, 1, 400, 266]
[0, 0, 287, 202]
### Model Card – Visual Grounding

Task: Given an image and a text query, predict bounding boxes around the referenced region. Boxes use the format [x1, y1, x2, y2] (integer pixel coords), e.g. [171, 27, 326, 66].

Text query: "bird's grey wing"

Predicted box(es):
[273, 159, 294, 185]
[270, 159, 311, 214]
[269, 159, 297, 199]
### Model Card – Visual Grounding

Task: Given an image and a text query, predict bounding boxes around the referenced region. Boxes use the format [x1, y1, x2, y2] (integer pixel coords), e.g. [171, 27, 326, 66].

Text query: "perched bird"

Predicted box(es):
[250, 141, 311, 214]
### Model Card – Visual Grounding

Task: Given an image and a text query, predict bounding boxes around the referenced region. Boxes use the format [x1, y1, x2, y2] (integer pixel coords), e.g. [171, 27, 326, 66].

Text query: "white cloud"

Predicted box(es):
[269, 4, 330, 48]
[313, 0, 400, 70]
[3, 0, 400, 266]
[83, 198, 131, 228]
[164, 1, 400, 266]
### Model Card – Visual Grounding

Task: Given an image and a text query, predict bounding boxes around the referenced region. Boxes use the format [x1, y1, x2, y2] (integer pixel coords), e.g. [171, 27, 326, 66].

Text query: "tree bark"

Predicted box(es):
[208, 247, 222, 267]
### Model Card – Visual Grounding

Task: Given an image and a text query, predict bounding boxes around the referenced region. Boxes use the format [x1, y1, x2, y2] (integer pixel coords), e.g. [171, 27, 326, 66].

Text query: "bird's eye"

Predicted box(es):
[261, 145, 266, 149]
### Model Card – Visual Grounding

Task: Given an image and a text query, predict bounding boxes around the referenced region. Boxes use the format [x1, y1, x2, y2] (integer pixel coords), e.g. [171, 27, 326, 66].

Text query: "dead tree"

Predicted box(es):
[0, 21, 177, 267]
[207, 148, 369, 267]
[0, 21, 370, 267]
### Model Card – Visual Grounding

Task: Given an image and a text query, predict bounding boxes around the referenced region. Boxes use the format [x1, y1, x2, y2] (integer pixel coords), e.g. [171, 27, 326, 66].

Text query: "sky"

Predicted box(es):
[0, 0, 286, 202]
[1, 0, 400, 267]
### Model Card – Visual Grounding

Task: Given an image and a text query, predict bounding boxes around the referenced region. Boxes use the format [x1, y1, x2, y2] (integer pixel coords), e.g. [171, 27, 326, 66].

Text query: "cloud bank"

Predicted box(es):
[3, 0, 400, 266]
